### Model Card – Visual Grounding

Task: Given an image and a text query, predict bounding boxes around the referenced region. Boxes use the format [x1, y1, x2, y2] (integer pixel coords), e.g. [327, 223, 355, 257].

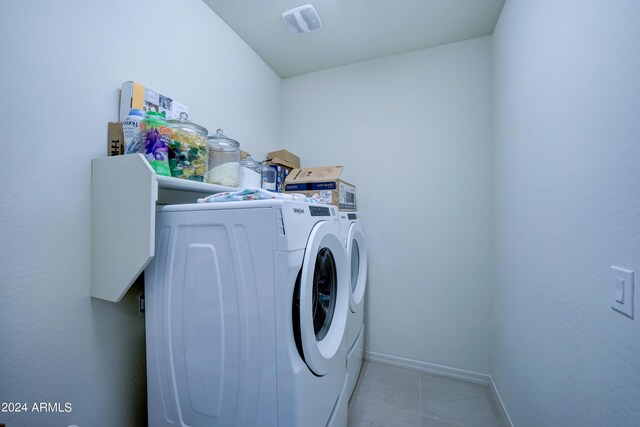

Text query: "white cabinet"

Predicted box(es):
[91, 154, 237, 302]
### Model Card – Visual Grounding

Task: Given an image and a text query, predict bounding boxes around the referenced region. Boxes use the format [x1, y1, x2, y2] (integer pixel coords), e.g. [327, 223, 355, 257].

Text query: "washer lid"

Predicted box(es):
[347, 222, 367, 313]
[299, 221, 349, 376]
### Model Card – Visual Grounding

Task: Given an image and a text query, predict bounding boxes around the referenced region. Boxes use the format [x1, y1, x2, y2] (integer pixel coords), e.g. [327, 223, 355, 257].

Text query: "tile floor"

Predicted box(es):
[348, 361, 509, 427]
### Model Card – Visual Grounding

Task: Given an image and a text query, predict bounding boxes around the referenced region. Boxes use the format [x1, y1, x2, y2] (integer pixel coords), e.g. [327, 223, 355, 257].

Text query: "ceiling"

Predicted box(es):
[202, 0, 506, 78]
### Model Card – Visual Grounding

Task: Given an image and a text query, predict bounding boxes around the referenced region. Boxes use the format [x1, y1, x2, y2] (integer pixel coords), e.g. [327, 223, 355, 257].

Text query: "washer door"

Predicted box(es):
[298, 221, 348, 376]
[347, 222, 367, 313]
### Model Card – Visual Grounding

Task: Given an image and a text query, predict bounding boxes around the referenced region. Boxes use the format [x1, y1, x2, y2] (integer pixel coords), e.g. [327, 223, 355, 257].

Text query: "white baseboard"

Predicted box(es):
[363, 351, 513, 427]
[489, 376, 514, 427]
[364, 351, 491, 384]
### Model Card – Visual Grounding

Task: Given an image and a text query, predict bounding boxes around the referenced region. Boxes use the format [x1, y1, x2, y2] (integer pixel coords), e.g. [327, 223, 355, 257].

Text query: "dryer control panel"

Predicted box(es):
[309, 206, 333, 217]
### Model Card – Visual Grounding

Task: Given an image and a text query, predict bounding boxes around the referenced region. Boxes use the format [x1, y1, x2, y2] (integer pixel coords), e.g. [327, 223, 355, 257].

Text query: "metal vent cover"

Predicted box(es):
[282, 4, 322, 34]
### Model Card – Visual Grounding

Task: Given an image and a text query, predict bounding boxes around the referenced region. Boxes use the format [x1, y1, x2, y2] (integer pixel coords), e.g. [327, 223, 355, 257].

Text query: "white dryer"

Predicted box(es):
[144, 200, 350, 427]
[338, 212, 368, 401]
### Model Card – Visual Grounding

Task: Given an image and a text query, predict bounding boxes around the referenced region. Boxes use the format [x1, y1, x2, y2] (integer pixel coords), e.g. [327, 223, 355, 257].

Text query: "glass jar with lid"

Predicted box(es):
[206, 129, 240, 187]
[167, 112, 209, 182]
[239, 155, 262, 188]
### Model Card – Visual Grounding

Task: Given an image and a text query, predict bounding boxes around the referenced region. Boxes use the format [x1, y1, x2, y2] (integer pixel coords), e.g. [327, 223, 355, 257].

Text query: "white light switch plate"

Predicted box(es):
[611, 266, 634, 319]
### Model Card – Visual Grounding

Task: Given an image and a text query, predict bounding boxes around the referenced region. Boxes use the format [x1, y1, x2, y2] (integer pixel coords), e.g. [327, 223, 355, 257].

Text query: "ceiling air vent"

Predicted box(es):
[282, 5, 322, 34]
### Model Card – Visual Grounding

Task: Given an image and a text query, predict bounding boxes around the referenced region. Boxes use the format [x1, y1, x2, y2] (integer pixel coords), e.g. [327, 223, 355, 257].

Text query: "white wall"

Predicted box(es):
[0, 1, 280, 426]
[492, 1, 640, 425]
[282, 37, 493, 374]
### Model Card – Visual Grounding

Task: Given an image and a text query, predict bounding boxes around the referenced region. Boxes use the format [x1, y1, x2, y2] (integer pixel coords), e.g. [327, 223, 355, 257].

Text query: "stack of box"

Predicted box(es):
[110, 81, 190, 156]
[119, 81, 188, 121]
[284, 166, 357, 211]
[266, 150, 300, 192]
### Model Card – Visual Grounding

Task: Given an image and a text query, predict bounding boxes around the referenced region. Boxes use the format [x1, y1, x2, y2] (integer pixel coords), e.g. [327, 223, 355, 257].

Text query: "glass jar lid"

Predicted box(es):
[240, 155, 261, 169]
[167, 112, 209, 137]
[207, 129, 240, 151]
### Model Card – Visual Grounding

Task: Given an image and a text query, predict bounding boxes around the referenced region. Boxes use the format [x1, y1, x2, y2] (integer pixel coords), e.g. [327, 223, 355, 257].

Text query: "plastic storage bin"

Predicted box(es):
[261, 162, 276, 191]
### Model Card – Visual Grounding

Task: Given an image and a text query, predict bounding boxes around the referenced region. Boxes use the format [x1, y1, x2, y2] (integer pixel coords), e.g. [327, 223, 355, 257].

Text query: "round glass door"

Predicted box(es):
[298, 221, 348, 376]
[312, 247, 337, 341]
[347, 222, 367, 313]
[350, 240, 360, 293]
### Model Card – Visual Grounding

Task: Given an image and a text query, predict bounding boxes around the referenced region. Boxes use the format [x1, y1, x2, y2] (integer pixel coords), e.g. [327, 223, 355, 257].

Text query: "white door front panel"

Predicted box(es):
[145, 207, 277, 427]
[347, 222, 367, 314]
[299, 221, 349, 376]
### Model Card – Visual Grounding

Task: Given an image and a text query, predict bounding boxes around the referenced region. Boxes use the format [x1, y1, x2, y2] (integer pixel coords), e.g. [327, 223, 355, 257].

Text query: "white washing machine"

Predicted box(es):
[144, 199, 350, 427]
[338, 212, 368, 401]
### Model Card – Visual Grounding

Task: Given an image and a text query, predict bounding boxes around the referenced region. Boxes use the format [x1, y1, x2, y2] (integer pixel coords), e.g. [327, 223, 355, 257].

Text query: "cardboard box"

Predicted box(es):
[267, 149, 300, 169]
[284, 166, 356, 211]
[119, 81, 188, 121]
[107, 122, 124, 156]
[240, 150, 251, 160]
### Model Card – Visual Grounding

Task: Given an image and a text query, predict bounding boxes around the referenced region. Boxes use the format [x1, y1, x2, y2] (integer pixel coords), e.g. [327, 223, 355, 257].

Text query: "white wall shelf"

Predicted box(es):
[91, 154, 237, 302]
